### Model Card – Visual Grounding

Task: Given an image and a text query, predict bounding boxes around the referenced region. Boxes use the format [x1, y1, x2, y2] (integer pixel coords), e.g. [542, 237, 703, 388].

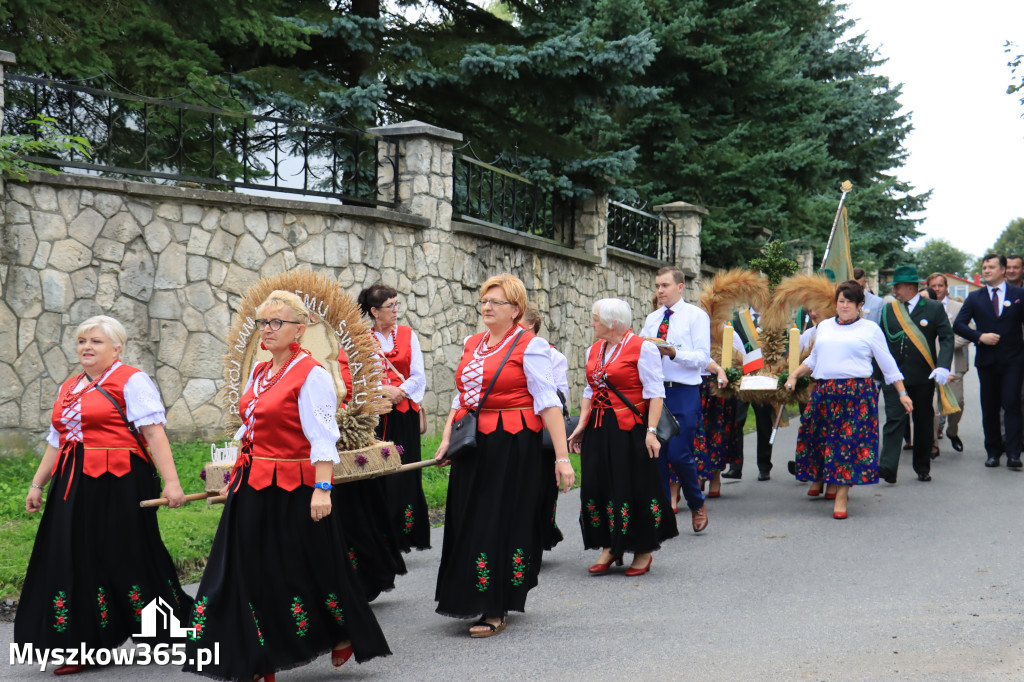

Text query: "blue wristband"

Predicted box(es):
[313, 481, 333, 491]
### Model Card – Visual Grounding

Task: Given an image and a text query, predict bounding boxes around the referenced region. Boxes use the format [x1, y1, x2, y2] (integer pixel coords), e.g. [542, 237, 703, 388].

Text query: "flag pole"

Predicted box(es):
[820, 180, 853, 269]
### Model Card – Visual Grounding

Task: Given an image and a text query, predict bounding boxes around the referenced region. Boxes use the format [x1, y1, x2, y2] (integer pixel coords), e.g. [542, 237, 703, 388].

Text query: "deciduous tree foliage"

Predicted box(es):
[911, 239, 974, 280]
[989, 217, 1024, 258]
[1, 0, 926, 268]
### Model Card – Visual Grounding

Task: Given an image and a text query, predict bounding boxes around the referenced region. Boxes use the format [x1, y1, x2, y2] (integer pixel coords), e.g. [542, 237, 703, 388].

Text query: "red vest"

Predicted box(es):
[379, 325, 419, 414]
[50, 364, 151, 478]
[454, 330, 543, 434]
[240, 354, 322, 491]
[585, 334, 647, 431]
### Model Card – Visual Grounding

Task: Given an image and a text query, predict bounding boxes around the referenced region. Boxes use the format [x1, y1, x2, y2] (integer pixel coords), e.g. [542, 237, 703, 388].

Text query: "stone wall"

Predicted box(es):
[0, 119, 703, 446]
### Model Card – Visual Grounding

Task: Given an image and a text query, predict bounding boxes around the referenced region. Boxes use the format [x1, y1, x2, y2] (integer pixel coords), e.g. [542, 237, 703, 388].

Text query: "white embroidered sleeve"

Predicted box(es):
[298, 366, 341, 464]
[869, 325, 905, 385]
[124, 372, 167, 427]
[401, 330, 427, 403]
[46, 425, 60, 448]
[638, 341, 667, 399]
[524, 337, 562, 413]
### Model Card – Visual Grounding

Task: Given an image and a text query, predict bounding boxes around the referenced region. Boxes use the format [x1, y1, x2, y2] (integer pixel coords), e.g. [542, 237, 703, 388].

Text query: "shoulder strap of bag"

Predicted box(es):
[475, 330, 525, 413]
[382, 354, 407, 384]
[95, 385, 152, 460]
[602, 375, 644, 418]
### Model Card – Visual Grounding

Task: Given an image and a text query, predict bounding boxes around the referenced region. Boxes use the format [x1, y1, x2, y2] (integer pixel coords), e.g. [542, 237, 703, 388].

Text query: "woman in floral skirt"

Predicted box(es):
[785, 281, 913, 519]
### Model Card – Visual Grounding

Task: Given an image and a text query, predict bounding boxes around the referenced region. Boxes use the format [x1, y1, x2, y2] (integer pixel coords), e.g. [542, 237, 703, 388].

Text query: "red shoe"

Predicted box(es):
[332, 644, 353, 667]
[833, 510, 848, 520]
[588, 555, 623, 574]
[825, 492, 837, 500]
[253, 675, 275, 682]
[54, 665, 86, 676]
[807, 486, 822, 497]
[624, 556, 653, 577]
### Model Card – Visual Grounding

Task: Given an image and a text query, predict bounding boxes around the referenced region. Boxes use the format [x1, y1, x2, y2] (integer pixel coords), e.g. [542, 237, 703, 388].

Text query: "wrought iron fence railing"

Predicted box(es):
[452, 153, 574, 247]
[2, 74, 396, 207]
[606, 200, 674, 261]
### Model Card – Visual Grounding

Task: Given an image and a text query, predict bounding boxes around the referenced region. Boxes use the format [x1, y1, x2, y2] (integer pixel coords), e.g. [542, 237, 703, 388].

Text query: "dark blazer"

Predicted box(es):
[953, 283, 1024, 368]
[880, 297, 954, 385]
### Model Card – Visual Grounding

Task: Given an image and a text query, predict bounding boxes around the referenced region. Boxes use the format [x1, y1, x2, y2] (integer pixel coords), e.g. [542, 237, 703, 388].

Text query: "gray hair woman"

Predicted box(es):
[568, 298, 678, 576]
[15, 315, 191, 675]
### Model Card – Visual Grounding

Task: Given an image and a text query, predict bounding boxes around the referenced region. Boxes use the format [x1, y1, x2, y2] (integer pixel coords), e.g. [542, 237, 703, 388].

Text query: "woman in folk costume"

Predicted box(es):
[16, 315, 191, 676]
[358, 283, 430, 552]
[434, 273, 574, 638]
[785, 281, 912, 519]
[183, 291, 389, 681]
[692, 331, 743, 499]
[333, 345, 408, 601]
[568, 299, 678, 576]
[522, 304, 569, 551]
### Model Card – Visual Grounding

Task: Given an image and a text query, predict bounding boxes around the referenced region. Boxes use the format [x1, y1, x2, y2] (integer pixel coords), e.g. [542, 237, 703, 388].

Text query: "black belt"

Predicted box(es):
[664, 381, 691, 388]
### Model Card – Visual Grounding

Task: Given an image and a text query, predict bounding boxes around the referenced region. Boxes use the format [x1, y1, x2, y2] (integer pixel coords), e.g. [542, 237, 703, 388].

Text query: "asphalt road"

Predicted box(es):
[4, 370, 1024, 681]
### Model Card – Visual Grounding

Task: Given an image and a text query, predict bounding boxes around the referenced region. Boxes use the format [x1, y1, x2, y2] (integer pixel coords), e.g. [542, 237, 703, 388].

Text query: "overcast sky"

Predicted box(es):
[841, 0, 1024, 259]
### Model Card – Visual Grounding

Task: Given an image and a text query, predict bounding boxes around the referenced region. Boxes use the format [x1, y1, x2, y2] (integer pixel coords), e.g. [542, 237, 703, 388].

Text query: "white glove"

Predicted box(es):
[928, 368, 951, 385]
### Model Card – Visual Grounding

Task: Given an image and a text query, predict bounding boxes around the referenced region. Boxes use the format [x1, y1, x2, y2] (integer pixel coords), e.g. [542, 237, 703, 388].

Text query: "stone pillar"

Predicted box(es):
[574, 193, 608, 262]
[654, 200, 706, 279]
[367, 120, 463, 230]
[795, 247, 815, 275]
[0, 50, 17, 295]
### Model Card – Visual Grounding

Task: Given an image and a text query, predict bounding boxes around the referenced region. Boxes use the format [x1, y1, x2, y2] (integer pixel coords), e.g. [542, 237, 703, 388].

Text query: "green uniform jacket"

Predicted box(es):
[880, 297, 954, 385]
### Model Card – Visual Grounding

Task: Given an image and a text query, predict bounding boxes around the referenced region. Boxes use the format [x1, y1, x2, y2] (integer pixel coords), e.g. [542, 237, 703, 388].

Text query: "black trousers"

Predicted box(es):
[978, 362, 1024, 459]
[731, 401, 775, 473]
[881, 382, 934, 477]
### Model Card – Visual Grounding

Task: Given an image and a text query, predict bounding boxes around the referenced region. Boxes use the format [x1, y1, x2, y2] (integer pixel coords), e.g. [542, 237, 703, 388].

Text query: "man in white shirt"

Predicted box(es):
[640, 266, 710, 533]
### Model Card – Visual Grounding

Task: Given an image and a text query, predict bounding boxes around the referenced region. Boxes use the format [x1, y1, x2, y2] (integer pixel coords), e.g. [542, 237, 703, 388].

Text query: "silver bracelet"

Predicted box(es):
[29, 483, 44, 490]
[555, 458, 571, 463]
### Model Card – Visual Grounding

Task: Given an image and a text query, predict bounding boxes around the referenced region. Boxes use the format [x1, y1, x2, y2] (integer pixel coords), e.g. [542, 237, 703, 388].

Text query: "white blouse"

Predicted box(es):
[233, 361, 341, 464]
[374, 327, 426, 403]
[550, 346, 570, 405]
[805, 318, 904, 384]
[450, 335, 562, 413]
[799, 326, 816, 353]
[47, 362, 166, 447]
[582, 337, 666, 400]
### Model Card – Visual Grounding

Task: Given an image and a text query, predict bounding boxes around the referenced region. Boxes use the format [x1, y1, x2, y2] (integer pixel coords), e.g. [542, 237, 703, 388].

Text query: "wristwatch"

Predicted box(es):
[898, 390, 909, 397]
[313, 481, 333, 491]
[647, 426, 657, 435]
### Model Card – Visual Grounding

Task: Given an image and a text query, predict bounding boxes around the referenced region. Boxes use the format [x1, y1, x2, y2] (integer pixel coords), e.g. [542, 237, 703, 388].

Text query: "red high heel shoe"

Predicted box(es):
[332, 644, 354, 667]
[253, 674, 276, 682]
[624, 555, 653, 577]
[54, 665, 86, 675]
[825, 491, 837, 500]
[588, 555, 623, 574]
[807, 485, 822, 497]
[833, 510, 848, 520]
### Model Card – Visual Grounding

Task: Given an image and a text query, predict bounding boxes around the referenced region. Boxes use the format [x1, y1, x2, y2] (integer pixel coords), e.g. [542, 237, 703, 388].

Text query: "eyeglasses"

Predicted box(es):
[254, 318, 301, 331]
[479, 299, 513, 308]
[378, 302, 400, 310]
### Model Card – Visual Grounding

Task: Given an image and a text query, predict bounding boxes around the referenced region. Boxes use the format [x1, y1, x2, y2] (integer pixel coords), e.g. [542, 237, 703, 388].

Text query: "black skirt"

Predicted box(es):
[578, 410, 679, 554]
[435, 425, 547, 618]
[539, 449, 564, 551]
[14, 444, 193, 651]
[333, 477, 408, 602]
[376, 408, 431, 551]
[182, 465, 390, 680]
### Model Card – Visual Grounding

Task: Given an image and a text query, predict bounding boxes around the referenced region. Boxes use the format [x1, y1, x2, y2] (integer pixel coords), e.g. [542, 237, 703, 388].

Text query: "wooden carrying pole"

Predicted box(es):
[140, 459, 441, 508]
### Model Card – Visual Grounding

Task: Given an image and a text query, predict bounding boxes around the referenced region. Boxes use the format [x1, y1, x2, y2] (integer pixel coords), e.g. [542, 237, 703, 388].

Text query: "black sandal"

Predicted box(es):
[469, 617, 507, 638]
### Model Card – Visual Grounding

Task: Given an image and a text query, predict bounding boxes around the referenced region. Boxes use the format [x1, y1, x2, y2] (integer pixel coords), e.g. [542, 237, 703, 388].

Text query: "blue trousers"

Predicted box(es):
[658, 384, 705, 511]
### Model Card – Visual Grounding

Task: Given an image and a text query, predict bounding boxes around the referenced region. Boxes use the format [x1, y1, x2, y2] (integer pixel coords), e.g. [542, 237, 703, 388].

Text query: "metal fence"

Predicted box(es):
[452, 153, 574, 247]
[2, 74, 396, 207]
[606, 200, 674, 261]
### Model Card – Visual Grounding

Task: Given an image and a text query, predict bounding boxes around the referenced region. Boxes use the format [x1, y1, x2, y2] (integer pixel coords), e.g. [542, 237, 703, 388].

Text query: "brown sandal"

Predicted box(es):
[469, 617, 506, 638]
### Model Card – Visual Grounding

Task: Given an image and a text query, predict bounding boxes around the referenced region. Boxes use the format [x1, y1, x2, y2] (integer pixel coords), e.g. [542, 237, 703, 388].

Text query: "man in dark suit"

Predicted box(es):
[878, 265, 955, 482]
[953, 254, 1024, 469]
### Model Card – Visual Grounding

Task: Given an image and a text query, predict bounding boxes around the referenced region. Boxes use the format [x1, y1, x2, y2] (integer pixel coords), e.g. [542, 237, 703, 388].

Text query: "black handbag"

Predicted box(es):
[446, 330, 525, 461]
[603, 375, 680, 443]
[542, 389, 579, 455]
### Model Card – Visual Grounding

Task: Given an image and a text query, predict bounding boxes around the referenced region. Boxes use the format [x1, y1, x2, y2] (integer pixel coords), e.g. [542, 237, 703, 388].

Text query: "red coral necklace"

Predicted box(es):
[61, 364, 115, 409]
[477, 325, 518, 357]
[257, 346, 304, 394]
